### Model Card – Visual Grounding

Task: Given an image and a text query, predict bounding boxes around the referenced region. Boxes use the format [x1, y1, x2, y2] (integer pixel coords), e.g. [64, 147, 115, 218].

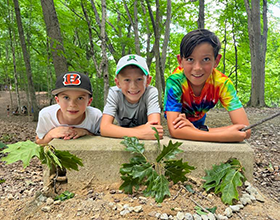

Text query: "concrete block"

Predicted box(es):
[45, 136, 254, 190]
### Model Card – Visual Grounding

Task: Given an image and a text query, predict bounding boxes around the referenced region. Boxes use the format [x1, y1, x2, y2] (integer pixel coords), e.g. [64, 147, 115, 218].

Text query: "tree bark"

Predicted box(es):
[244, 0, 266, 107]
[40, 0, 68, 77]
[13, 0, 39, 121]
[198, 0, 204, 29]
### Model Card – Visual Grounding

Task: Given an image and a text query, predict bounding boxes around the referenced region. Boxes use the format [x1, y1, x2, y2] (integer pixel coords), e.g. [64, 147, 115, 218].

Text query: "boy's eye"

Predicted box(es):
[203, 57, 211, 62]
[186, 58, 193, 62]
[63, 96, 69, 100]
[137, 78, 143, 81]
[124, 79, 130, 82]
[78, 97, 84, 100]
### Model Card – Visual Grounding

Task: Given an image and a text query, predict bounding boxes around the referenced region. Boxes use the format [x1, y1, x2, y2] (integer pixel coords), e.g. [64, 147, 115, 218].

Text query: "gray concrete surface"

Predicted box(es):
[46, 136, 254, 190]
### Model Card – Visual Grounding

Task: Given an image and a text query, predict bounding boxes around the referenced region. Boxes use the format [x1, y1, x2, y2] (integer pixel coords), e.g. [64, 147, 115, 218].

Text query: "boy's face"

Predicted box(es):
[115, 66, 152, 104]
[55, 90, 93, 125]
[177, 42, 221, 94]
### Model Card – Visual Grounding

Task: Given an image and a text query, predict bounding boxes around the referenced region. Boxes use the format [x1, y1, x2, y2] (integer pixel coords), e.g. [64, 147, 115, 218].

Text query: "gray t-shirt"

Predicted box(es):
[103, 86, 161, 127]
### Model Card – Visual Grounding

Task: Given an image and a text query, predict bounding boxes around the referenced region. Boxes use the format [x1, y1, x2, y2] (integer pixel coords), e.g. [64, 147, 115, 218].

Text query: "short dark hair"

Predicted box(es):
[180, 29, 221, 59]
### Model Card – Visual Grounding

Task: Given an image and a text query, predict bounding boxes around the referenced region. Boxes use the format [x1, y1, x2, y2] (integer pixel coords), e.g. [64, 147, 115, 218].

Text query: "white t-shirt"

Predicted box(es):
[36, 104, 102, 139]
[103, 86, 161, 127]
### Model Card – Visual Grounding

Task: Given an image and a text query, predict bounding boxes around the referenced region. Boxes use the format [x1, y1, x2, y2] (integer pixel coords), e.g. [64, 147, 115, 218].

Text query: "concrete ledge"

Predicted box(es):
[45, 136, 254, 190]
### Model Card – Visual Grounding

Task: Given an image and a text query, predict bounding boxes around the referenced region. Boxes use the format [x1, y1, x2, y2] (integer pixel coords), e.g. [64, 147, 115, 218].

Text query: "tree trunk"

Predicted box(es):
[7, 0, 20, 108]
[198, 0, 204, 29]
[40, 0, 68, 77]
[13, 0, 39, 121]
[101, 0, 109, 104]
[244, 0, 266, 107]
[124, 0, 141, 55]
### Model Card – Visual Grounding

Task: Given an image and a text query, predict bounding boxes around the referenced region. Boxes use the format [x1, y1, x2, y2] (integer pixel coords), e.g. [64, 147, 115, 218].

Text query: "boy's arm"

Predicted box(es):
[167, 111, 247, 142]
[100, 114, 163, 140]
[35, 126, 78, 144]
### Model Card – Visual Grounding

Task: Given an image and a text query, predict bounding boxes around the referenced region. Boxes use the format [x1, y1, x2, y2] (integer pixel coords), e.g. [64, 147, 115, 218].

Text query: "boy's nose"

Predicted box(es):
[193, 61, 202, 70]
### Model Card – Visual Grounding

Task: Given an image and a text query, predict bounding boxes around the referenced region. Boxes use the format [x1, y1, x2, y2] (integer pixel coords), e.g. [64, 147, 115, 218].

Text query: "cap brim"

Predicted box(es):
[52, 87, 92, 95]
[116, 64, 149, 76]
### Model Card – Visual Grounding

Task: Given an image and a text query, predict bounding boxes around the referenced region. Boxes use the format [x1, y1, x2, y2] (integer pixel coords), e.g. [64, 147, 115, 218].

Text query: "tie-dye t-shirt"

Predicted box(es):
[164, 66, 242, 122]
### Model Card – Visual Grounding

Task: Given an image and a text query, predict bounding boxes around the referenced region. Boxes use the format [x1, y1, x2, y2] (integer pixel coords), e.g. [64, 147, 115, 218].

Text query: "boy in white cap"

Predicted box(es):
[100, 54, 163, 139]
[36, 72, 102, 144]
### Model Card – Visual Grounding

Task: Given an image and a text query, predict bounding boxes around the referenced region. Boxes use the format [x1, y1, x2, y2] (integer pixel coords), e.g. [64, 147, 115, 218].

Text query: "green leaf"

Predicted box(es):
[54, 190, 75, 201]
[152, 127, 160, 149]
[1, 141, 42, 168]
[121, 137, 145, 155]
[156, 140, 183, 162]
[0, 141, 7, 150]
[132, 163, 153, 181]
[119, 175, 141, 194]
[55, 150, 83, 171]
[164, 159, 195, 184]
[143, 169, 159, 197]
[218, 169, 245, 205]
[0, 179, 5, 184]
[47, 148, 63, 169]
[202, 159, 246, 205]
[152, 175, 171, 203]
[195, 206, 208, 215]
[202, 163, 231, 192]
[184, 184, 194, 193]
[120, 156, 146, 175]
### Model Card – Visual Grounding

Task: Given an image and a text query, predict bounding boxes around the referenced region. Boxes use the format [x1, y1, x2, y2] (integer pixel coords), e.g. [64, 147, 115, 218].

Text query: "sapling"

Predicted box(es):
[119, 127, 195, 203]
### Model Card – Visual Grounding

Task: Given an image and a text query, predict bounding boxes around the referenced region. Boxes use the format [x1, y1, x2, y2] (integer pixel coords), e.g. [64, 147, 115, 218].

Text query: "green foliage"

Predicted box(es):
[54, 190, 75, 201]
[0, 141, 7, 150]
[195, 206, 217, 215]
[119, 129, 195, 203]
[0, 179, 5, 184]
[203, 158, 246, 205]
[0, 141, 83, 172]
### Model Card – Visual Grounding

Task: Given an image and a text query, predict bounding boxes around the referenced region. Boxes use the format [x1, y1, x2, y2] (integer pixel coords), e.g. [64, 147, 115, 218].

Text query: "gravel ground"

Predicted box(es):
[0, 91, 279, 220]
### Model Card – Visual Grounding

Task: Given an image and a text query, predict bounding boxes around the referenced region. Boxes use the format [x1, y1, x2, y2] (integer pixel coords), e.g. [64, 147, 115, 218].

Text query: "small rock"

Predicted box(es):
[240, 197, 252, 206]
[54, 200, 61, 205]
[201, 215, 208, 220]
[224, 207, 233, 217]
[41, 206, 51, 212]
[216, 214, 228, 220]
[155, 213, 161, 218]
[160, 213, 169, 220]
[207, 212, 215, 220]
[193, 213, 202, 220]
[120, 209, 130, 216]
[56, 214, 62, 218]
[184, 213, 193, 220]
[148, 211, 157, 217]
[176, 211, 185, 220]
[133, 205, 143, 213]
[229, 205, 241, 212]
[7, 194, 14, 200]
[46, 197, 54, 205]
[110, 190, 116, 194]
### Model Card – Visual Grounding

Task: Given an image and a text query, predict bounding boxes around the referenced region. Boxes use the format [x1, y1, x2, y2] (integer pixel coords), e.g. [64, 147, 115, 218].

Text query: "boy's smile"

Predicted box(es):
[177, 42, 221, 96]
[115, 66, 151, 104]
[55, 90, 92, 125]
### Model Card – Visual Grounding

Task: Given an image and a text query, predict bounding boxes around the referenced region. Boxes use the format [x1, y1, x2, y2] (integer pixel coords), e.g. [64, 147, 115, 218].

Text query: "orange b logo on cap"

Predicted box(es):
[63, 73, 81, 86]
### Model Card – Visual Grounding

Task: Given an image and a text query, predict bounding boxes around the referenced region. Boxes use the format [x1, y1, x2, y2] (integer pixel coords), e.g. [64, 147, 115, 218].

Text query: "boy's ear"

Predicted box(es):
[146, 75, 152, 85]
[214, 54, 222, 68]
[176, 54, 183, 67]
[54, 96, 59, 104]
[87, 97, 93, 106]
[114, 77, 121, 88]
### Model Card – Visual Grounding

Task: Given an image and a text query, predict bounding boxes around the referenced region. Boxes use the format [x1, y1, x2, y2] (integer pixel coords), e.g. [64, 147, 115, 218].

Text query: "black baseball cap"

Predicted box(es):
[52, 72, 92, 96]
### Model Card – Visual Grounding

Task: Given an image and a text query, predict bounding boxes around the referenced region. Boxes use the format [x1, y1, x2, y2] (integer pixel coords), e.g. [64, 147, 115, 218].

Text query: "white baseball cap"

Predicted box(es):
[115, 54, 149, 76]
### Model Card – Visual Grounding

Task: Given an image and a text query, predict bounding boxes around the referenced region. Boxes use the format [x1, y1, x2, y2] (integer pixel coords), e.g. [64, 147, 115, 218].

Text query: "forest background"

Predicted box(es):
[0, 0, 279, 122]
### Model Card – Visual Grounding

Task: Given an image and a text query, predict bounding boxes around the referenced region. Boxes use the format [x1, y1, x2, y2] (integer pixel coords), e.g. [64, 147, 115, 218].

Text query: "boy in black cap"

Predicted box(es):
[36, 72, 102, 144]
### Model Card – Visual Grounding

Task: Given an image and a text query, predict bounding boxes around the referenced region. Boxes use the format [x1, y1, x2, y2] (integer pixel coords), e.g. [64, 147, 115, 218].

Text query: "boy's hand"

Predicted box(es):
[70, 128, 91, 139]
[48, 126, 77, 140]
[173, 114, 195, 129]
[220, 124, 248, 142]
[142, 121, 163, 139]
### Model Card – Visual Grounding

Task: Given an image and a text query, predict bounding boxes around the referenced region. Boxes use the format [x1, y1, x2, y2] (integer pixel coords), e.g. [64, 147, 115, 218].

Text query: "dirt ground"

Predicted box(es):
[0, 91, 279, 220]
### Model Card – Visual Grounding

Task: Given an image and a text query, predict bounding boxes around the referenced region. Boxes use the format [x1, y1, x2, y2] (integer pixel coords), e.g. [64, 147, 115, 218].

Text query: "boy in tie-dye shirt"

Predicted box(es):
[164, 29, 251, 142]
